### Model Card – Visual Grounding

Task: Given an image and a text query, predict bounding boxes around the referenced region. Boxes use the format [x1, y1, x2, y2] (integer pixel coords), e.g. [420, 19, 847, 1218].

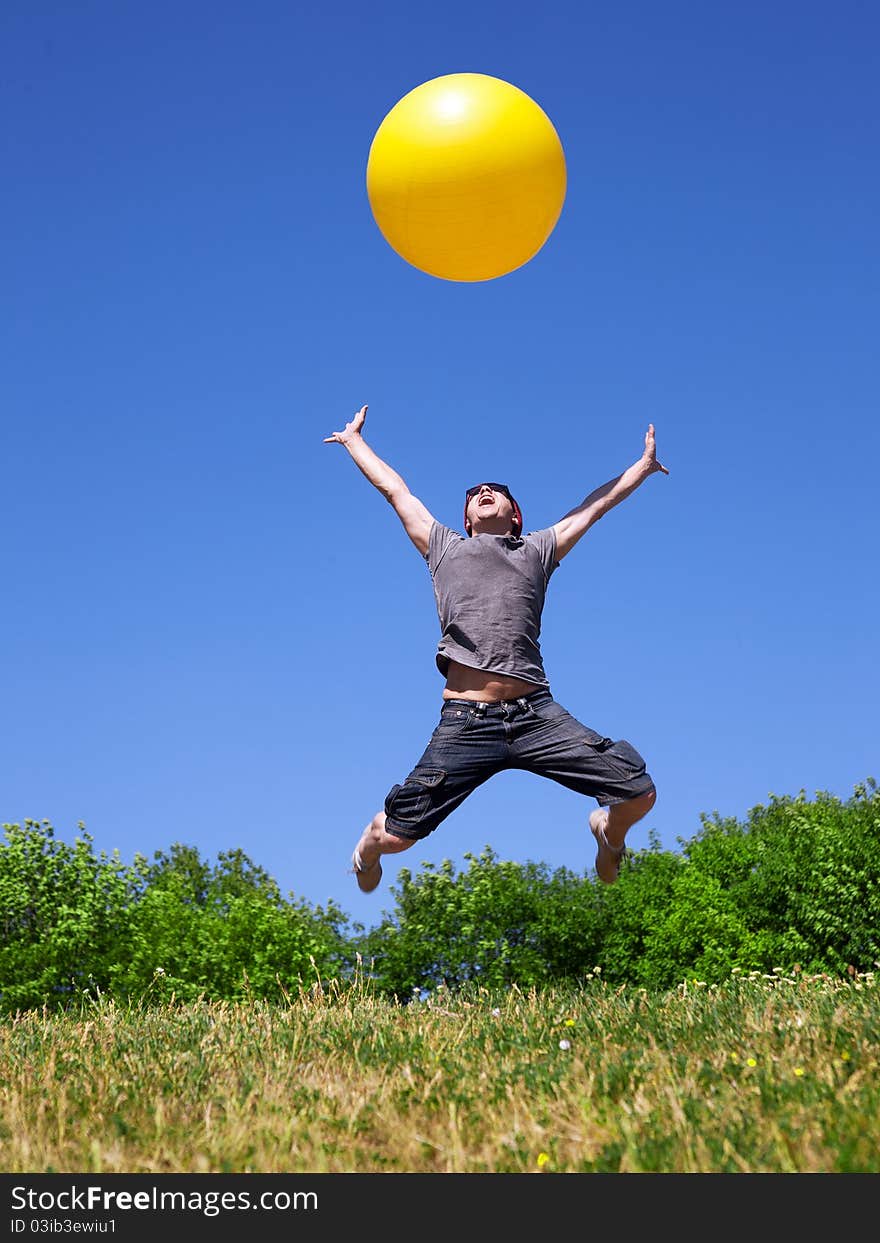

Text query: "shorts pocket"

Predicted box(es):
[606, 738, 646, 775]
[585, 735, 646, 783]
[532, 699, 569, 724]
[436, 705, 474, 733]
[412, 768, 445, 788]
[385, 768, 446, 827]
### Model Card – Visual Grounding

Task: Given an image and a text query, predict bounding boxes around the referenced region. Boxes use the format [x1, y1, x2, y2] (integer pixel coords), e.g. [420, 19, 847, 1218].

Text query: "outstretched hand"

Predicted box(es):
[324, 404, 368, 446]
[642, 424, 669, 476]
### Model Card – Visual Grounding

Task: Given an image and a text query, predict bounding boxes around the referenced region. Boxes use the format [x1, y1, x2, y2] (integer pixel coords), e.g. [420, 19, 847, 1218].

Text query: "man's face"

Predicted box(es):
[466, 483, 516, 534]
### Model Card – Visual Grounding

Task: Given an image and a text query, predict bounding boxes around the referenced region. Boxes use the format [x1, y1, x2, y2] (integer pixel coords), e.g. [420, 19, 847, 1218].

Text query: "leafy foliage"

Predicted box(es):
[0, 820, 134, 1012]
[359, 847, 601, 994]
[2, 778, 877, 1011]
[357, 779, 880, 997]
[0, 822, 353, 1014]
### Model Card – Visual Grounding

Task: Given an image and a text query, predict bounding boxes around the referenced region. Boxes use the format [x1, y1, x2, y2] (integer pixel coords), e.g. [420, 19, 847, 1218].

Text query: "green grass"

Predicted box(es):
[1, 968, 877, 1173]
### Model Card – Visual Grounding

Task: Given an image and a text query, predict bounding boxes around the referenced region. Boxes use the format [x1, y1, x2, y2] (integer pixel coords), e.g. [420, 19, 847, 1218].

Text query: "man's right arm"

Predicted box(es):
[323, 404, 435, 556]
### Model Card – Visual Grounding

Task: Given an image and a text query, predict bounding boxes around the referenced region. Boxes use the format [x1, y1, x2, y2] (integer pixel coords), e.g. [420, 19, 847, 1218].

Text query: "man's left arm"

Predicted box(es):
[552, 424, 669, 560]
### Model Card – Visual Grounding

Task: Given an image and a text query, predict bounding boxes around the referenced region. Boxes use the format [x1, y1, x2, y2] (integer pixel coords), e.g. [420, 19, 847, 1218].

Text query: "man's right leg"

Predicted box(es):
[352, 811, 416, 893]
[350, 699, 505, 893]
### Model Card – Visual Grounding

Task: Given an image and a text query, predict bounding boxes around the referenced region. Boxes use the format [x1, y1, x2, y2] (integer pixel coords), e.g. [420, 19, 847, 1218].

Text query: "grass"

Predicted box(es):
[1, 968, 878, 1174]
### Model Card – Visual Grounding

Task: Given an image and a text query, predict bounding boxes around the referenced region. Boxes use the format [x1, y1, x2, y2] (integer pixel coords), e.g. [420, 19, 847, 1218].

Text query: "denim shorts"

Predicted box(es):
[383, 688, 656, 841]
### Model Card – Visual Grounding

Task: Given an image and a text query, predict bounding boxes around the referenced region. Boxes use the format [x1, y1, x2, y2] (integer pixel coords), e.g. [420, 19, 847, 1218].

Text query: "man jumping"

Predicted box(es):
[324, 404, 669, 893]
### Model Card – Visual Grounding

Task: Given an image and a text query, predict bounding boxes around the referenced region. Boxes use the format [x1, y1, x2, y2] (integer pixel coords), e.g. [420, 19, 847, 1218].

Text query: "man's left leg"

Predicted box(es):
[508, 691, 656, 886]
[590, 786, 656, 884]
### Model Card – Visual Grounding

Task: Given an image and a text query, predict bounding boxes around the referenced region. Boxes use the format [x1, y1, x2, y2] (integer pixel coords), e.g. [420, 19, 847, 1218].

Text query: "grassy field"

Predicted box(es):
[1, 969, 877, 1174]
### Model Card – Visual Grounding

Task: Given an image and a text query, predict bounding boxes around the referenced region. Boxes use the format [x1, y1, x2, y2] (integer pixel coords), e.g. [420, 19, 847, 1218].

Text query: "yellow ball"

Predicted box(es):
[366, 73, 567, 282]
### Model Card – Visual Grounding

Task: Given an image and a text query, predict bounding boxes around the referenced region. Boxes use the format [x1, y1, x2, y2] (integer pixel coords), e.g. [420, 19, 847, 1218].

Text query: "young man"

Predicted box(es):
[324, 404, 669, 893]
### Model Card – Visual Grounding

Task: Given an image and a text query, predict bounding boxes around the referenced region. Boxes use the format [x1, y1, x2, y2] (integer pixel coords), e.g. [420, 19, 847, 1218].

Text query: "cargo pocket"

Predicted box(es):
[585, 733, 646, 782]
[385, 768, 446, 828]
[606, 738, 646, 777]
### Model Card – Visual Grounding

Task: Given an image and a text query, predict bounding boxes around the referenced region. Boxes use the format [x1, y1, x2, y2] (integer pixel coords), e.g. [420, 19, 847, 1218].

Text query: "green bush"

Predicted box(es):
[0, 823, 352, 1014]
[359, 780, 879, 996]
[3, 779, 877, 1011]
[0, 820, 134, 1012]
[360, 840, 678, 996]
[109, 845, 350, 1002]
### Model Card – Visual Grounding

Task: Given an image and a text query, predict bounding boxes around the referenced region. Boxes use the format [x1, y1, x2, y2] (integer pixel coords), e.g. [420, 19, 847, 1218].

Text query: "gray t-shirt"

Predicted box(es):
[426, 521, 560, 686]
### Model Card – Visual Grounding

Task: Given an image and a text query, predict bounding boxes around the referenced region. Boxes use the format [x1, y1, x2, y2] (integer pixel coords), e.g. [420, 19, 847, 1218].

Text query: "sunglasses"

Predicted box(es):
[465, 482, 513, 503]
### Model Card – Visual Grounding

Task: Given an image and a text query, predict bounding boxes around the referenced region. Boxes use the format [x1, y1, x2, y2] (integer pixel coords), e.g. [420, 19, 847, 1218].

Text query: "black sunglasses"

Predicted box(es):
[465, 482, 513, 502]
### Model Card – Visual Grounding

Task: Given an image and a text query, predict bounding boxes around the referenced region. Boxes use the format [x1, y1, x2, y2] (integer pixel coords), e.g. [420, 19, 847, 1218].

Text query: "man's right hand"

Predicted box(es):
[321, 402, 434, 554]
[324, 404, 367, 446]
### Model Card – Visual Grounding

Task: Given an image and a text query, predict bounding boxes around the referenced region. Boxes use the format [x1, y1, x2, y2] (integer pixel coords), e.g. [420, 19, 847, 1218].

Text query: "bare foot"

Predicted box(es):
[589, 809, 626, 884]
[351, 847, 382, 893]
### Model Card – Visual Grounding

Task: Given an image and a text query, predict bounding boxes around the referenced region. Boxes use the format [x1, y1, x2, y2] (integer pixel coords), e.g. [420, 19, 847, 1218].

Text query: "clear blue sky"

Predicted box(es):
[4, 1, 878, 927]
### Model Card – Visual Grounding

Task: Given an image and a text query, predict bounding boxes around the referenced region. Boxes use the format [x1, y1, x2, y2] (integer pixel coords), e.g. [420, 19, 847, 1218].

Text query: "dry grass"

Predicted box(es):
[1, 969, 877, 1173]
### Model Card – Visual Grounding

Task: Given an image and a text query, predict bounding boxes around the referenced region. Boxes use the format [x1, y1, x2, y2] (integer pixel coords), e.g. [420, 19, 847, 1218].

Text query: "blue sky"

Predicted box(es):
[3, 1, 878, 928]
